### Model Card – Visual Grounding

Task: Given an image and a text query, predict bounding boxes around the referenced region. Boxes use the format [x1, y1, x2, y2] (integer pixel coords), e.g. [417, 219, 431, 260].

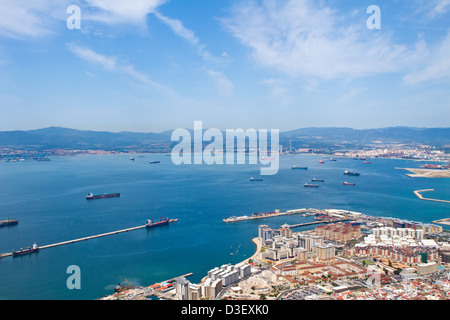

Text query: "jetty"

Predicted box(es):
[413, 189, 450, 204]
[223, 208, 314, 223]
[0, 220, 176, 259]
[433, 218, 450, 226]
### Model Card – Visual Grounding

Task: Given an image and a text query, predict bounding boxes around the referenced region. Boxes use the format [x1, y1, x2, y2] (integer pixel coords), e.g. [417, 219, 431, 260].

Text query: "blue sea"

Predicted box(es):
[0, 154, 448, 300]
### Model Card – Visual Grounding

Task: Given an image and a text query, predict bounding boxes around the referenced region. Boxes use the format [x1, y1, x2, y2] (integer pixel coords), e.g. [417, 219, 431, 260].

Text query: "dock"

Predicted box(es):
[433, 218, 450, 226]
[0, 220, 176, 259]
[99, 272, 194, 300]
[223, 208, 316, 223]
[413, 189, 450, 204]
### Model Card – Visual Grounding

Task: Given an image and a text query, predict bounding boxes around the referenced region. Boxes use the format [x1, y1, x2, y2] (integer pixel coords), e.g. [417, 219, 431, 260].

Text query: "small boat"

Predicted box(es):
[319, 160, 325, 164]
[250, 177, 263, 182]
[130, 157, 135, 161]
[304, 183, 319, 188]
[363, 161, 371, 164]
[329, 158, 337, 161]
[343, 182, 356, 186]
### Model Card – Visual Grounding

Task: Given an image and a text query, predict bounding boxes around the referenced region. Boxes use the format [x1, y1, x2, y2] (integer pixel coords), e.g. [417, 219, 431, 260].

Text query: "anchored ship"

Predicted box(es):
[146, 217, 169, 229]
[250, 177, 263, 182]
[344, 171, 360, 176]
[149, 161, 161, 164]
[311, 179, 324, 182]
[0, 219, 18, 227]
[86, 193, 120, 200]
[343, 182, 356, 186]
[12, 243, 39, 257]
[292, 166, 308, 170]
[304, 183, 319, 188]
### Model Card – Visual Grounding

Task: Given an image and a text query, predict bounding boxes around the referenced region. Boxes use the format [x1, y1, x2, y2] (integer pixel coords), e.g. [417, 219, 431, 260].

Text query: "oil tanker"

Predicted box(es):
[86, 193, 120, 200]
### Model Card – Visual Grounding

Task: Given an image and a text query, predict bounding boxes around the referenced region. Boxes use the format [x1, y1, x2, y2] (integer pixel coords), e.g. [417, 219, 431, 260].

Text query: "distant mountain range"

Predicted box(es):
[0, 126, 449, 151]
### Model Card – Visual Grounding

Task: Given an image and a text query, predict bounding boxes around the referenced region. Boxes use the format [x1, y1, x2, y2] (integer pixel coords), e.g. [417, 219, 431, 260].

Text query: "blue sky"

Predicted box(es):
[0, 0, 449, 132]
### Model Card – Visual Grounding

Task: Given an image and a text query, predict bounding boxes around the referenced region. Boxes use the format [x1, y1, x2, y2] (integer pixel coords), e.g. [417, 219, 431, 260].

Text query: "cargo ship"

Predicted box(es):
[304, 183, 319, 188]
[343, 182, 356, 186]
[12, 243, 39, 257]
[292, 166, 308, 170]
[344, 171, 360, 176]
[250, 177, 263, 182]
[86, 193, 120, 200]
[311, 179, 324, 182]
[146, 217, 169, 229]
[114, 279, 134, 293]
[0, 219, 18, 227]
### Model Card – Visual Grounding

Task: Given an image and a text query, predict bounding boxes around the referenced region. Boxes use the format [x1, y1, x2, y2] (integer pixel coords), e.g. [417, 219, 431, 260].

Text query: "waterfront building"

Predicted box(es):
[188, 284, 201, 300]
[175, 277, 190, 300]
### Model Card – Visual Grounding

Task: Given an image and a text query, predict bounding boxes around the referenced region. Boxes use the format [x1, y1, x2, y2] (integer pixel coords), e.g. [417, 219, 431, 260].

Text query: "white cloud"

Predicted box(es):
[67, 43, 171, 91]
[84, 0, 166, 25]
[207, 70, 234, 97]
[403, 32, 450, 85]
[221, 0, 411, 80]
[426, 0, 450, 19]
[0, 0, 70, 38]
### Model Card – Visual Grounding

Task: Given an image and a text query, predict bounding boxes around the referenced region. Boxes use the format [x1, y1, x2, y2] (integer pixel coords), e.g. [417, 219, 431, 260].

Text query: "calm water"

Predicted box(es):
[0, 154, 448, 300]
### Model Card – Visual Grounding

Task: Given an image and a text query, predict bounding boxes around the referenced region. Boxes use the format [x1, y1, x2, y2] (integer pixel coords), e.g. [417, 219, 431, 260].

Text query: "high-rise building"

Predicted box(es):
[175, 277, 190, 300]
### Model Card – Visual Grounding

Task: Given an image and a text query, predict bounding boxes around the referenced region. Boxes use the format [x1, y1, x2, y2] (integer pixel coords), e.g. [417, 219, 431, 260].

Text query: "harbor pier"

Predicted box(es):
[414, 189, 450, 204]
[0, 220, 177, 259]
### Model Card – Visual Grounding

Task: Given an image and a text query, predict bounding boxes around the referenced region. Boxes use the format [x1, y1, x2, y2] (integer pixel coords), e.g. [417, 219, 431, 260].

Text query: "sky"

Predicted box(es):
[0, 0, 449, 132]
